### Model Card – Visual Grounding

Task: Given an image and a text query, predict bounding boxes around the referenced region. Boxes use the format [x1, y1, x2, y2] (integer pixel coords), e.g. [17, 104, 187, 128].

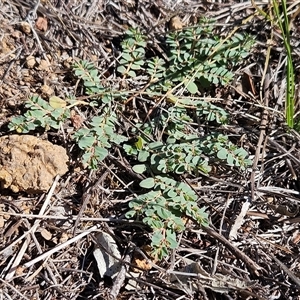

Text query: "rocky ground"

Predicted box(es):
[1, 0, 300, 299]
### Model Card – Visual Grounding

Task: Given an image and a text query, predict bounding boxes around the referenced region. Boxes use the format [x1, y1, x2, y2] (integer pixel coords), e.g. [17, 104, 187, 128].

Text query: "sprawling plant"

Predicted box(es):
[8, 19, 254, 258]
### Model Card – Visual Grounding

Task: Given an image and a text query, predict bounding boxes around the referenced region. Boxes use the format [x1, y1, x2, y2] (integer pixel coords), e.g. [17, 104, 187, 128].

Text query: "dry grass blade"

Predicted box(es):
[4, 176, 60, 280]
[23, 224, 101, 269]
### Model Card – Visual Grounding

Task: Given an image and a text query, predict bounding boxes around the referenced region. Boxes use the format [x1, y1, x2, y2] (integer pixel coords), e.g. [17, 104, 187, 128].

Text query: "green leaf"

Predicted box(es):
[82, 152, 93, 165]
[132, 164, 147, 174]
[140, 178, 155, 189]
[131, 63, 143, 70]
[135, 136, 144, 149]
[174, 164, 185, 174]
[121, 53, 132, 61]
[123, 144, 138, 155]
[138, 150, 149, 162]
[49, 96, 66, 108]
[117, 65, 126, 74]
[74, 128, 89, 137]
[128, 70, 136, 77]
[166, 136, 176, 144]
[166, 230, 178, 249]
[102, 94, 113, 103]
[227, 153, 234, 166]
[28, 110, 45, 119]
[125, 210, 137, 218]
[152, 231, 164, 247]
[51, 108, 67, 120]
[217, 148, 228, 160]
[186, 81, 198, 94]
[148, 141, 164, 150]
[78, 136, 95, 149]
[94, 146, 108, 161]
[156, 207, 172, 219]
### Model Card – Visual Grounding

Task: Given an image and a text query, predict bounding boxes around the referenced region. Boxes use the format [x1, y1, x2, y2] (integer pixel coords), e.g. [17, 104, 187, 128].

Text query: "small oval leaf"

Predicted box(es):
[132, 164, 147, 174]
[49, 96, 66, 108]
[217, 148, 228, 160]
[140, 177, 155, 189]
[186, 81, 198, 94]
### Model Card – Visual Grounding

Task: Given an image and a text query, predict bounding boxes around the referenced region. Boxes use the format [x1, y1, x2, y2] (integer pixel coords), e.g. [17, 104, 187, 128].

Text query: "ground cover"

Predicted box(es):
[1, 0, 300, 299]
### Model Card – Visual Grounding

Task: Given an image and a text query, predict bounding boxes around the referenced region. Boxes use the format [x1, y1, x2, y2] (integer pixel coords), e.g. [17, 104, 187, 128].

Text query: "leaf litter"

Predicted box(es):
[0, 0, 300, 299]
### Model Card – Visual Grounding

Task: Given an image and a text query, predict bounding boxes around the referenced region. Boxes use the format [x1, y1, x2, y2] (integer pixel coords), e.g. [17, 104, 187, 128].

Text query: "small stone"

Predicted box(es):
[40, 84, 54, 97]
[20, 22, 31, 35]
[7, 100, 16, 107]
[37, 59, 50, 71]
[26, 56, 36, 69]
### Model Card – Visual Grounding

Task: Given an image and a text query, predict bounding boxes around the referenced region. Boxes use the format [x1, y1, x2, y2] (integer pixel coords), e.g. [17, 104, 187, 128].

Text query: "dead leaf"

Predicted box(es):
[71, 110, 83, 129]
[292, 230, 300, 244]
[37, 59, 50, 71]
[132, 255, 152, 272]
[132, 245, 156, 272]
[59, 232, 69, 244]
[41, 85, 54, 98]
[268, 203, 299, 217]
[20, 203, 31, 214]
[49, 96, 66, 108]
[93, 232, 122, 278]
[15, 266, 25, 276]
[125, 272, 140, 291]
[242, 70, 256, 95]
[35, 17, 48, 31]
[0, 216, 4, 228]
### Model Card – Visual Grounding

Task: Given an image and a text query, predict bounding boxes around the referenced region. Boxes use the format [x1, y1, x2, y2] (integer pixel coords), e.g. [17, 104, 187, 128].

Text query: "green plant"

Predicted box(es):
[272, 0, 295, 128]
[130, 133, 251, 176]
[8, 19, 253, 259]
[118, 21, 253, 94]
[126, 175, 209, 260]
[8, 95, 71, 133]
[73, 60, 128, 103]
[73, 109, 127, 168]
[119, 22, 253, 258]
[117, 28, 146, 78]
[252, 0, 295, 128]
[9, 65, 128, 168]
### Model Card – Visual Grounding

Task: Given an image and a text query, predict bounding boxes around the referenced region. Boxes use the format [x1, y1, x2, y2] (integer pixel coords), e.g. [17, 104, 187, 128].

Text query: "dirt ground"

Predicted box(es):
[1, 0, 300, 299]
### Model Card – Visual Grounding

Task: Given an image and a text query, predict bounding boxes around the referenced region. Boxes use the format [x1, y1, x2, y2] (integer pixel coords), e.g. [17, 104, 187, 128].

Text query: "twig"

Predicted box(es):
[0, 278, 30, 300]
[73, 168, 111, 235]
[255, 236, 300, 288]
[0, 211, 135, 222]
[202, 226, 263, 276]
[0, 47, 22, 83]
[212, 194, 233, 276]
[4, 176, 60, 280]
[23, 224, 101, 269]
[25, 0, 40, 21]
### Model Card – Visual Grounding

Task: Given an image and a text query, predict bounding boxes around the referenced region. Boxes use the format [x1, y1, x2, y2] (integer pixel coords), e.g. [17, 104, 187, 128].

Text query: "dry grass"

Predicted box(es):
[1, 0, 300, 299]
